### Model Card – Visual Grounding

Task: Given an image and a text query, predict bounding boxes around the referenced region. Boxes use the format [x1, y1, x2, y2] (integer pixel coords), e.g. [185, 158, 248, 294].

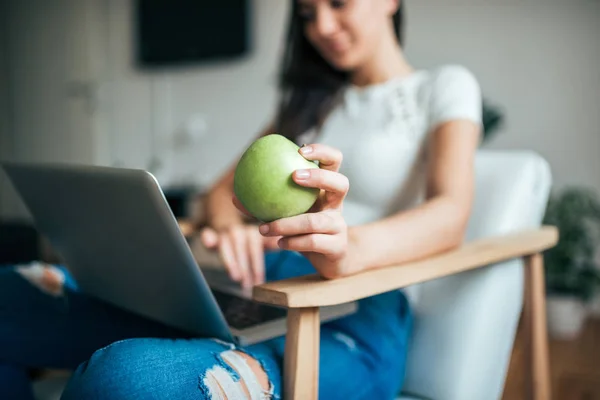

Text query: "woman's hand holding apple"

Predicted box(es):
[234, 143, 352, 279]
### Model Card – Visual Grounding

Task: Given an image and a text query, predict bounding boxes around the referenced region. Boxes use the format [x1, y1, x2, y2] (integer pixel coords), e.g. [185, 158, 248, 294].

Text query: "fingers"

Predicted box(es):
[292, 168, 349, 209]
[204, 225, 267, 288]
[299, 144, 343, 172]
[200, 227, 219, 249]
[201, 227, 244, 283]
[260, 211, 343, 237]
[217, 235, 240, 282]
[230, 228, 251, 288]
[262, 235, 282, 250]
[293, 168, 349, 195]
[247, 230, 265, 285]
[295, 144, 348, 210]
[278, 234, 345, 259]
[259, 210, 347, 264]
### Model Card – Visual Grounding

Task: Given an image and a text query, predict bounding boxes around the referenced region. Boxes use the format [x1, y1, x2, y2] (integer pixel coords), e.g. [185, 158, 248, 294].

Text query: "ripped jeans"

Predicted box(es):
[0, 250, 412, 399]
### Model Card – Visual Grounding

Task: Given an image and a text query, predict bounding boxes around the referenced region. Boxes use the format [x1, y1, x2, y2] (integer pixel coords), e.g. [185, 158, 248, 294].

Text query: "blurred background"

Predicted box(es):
[0, 0, 599, 398]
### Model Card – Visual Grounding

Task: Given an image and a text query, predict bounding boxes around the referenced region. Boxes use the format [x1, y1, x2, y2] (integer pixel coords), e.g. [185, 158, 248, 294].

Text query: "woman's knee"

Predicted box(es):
[61, 338, 275, 399]
[61, 338, 157, 399]
[208, 349, 272, 399]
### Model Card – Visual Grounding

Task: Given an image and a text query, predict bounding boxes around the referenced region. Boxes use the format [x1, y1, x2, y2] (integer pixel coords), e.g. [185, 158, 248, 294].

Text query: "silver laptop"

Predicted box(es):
[1, 162, 356, 345]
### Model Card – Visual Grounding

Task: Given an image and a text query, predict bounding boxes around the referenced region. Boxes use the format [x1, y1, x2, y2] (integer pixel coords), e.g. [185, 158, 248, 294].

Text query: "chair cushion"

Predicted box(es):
[400, 150, 552, 400]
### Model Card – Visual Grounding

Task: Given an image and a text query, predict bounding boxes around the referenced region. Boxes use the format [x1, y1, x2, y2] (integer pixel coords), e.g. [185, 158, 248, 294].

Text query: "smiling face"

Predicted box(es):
[297, 0, 399, 71]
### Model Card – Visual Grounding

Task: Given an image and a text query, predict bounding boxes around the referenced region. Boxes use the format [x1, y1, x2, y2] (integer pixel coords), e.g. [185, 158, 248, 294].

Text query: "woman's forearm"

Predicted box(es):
[204, 170, 244, 230]
[347, 120, 480, 274]
[348, 194, 471, 273]
[204, 125, 274, 230]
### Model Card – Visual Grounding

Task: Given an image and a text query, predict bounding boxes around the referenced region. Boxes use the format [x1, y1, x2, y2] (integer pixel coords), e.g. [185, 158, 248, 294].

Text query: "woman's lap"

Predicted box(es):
[0, 251, 412, 399]
[64, 252, 412, 399]
[62, 320, 409, 400]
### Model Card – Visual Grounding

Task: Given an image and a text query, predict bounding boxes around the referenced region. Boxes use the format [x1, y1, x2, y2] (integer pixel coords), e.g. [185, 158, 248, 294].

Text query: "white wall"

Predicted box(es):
[0, 0, 107, 220]
[404, 0, 600, 192]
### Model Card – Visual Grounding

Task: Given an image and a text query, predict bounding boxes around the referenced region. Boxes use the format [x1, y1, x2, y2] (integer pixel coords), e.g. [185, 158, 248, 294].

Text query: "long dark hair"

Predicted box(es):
[274, 2, 405, 143]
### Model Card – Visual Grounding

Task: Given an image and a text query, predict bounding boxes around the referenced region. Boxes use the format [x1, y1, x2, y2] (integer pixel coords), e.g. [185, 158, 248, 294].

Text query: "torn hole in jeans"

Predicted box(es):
[16, 262, 65, 297]
[199, 349, 274, 399]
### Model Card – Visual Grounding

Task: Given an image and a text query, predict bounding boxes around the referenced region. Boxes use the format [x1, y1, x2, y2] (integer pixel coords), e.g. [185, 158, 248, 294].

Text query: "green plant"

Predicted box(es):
[543, 187, 600, 301]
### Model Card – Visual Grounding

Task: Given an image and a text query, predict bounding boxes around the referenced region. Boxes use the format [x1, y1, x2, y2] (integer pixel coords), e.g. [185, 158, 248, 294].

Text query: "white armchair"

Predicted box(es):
[398, 149, 553, 399]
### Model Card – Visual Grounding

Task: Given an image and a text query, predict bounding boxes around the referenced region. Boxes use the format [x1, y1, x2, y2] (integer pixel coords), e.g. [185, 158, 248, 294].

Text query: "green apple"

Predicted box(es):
[233, 133, 320, 222]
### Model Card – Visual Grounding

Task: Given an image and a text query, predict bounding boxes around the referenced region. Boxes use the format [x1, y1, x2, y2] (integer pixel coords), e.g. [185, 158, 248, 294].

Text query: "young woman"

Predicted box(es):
[0, 0, 482, 398]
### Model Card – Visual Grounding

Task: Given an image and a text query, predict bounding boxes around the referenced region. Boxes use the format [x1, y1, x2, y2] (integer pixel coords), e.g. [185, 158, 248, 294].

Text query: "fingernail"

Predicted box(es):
[259, 224, 269, 234]
[300, 145, 313, 155]
[295, 169, 310, 179]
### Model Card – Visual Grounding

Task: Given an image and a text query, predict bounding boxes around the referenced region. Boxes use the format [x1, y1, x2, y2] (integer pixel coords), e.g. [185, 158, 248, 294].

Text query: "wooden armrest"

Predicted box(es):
[253, 226, 558, 308]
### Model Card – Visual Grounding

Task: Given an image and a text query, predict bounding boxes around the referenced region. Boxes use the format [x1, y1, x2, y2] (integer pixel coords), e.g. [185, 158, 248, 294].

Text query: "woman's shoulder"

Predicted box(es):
[419, 64, 483, 127]
[430, 64, 478, 79]
[417, 64, 480, 94]
[390, 64, 481, 110]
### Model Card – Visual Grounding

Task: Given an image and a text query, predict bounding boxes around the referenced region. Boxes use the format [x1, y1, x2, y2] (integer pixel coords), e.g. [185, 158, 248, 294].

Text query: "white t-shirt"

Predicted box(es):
[297, 65, 483, 227]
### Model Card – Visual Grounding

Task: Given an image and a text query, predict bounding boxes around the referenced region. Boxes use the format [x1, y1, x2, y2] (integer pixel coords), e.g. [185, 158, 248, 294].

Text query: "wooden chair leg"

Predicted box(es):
[524, 253, 552, 400]
[284, 307, 320, 400]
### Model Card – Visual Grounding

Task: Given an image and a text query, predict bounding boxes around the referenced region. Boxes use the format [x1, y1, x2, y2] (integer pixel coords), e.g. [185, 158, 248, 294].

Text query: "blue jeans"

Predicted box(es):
[0, 250, 412, 399]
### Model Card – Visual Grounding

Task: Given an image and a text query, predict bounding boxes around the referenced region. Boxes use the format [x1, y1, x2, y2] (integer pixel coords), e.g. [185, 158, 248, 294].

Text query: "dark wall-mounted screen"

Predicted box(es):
[135, 0, 251, 67]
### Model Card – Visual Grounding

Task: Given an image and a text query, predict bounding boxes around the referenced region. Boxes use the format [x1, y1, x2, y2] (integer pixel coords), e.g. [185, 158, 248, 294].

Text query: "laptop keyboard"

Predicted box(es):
[211, 289, 288, 330]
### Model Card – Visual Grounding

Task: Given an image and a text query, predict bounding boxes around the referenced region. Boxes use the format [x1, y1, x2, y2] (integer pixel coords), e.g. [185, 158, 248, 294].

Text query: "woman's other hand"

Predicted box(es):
[235, 144, 352, 279]
[200, 225, 280, 288]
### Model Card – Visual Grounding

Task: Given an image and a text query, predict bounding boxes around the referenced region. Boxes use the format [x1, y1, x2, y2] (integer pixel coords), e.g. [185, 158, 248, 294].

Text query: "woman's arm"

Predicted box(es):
[203, 124, 275, 230]
[203, 167, 244, 230]
[348, 119, 481, 273]
[253, 121, 479, 280]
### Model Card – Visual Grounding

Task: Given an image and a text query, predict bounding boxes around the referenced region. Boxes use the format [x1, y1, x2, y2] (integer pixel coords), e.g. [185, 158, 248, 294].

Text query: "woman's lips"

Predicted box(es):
[323, 40, 348, 56]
